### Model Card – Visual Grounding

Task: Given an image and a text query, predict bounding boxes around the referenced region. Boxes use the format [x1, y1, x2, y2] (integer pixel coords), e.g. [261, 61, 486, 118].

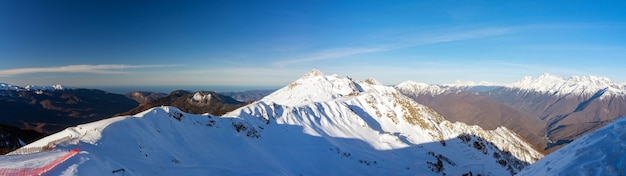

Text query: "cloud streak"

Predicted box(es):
[273, 47, 386, 67]
[273, 26, 526, 66]
[0, 64, 180, 77]
[406, 27, 518, 46]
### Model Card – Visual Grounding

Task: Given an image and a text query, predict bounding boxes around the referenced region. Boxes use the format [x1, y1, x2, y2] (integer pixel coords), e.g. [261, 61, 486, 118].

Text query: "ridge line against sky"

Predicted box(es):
[1, 0, 625, 87]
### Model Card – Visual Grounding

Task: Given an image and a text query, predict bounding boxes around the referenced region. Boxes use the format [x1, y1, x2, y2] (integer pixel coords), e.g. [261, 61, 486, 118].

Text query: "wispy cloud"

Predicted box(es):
[0, 64, 180, 77]
[273, 47, 386, 67]
[408, 27, 518, 45]
[273, 26, 526, 66]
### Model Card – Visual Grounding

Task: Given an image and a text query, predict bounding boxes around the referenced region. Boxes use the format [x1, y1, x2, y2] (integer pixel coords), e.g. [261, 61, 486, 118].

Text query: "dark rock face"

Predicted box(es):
[120, 90, 247, 116]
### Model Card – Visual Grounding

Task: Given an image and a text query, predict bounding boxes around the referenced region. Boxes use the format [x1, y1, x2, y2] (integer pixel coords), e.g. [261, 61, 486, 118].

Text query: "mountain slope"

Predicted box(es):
[397, 73, 626, 152]
[396, 81, 547, 153]
[228, 70, 544, 169]
[518, 117, 626, 175]
[486, 74, 626, 151]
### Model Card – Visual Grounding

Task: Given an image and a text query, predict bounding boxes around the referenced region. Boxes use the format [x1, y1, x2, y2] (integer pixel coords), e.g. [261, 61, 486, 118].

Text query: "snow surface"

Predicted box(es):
[3, 70, 544, 175]
[518, 117, 626, 176]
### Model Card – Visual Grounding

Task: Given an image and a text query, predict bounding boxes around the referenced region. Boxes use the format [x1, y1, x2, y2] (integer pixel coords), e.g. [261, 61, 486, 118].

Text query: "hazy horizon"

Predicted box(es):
[3, 69, 626, 95]
[89, 85, 281, 94]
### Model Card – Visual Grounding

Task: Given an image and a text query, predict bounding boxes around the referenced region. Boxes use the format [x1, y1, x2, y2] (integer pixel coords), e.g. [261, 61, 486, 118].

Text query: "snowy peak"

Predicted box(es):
[363, 77, 383, 86]
[191, 92, 212, 102]
[25, 84, 69, 91]
[395, 81, 449, 95]
[261, 69, 367, 106]
[0, 83, 21, 91]
[301, 69, 324, 78]
[518, 117, 626, 175]
[508, 73, 624, 97]
[0, 83, 71, 92]
[228, 70, 544, 174]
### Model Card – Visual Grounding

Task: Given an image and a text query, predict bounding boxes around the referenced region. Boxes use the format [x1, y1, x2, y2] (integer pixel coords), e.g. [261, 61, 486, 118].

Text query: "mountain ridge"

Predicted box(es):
[396, 73, 626, 152]
[119, 90, 246, 116]
[4, 70, 544, 175]
[508, 73, 625, 98]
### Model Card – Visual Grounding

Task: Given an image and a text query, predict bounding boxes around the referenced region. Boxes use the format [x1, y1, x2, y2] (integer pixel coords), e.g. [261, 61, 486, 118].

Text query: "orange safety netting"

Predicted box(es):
[0, 149, 79, 176]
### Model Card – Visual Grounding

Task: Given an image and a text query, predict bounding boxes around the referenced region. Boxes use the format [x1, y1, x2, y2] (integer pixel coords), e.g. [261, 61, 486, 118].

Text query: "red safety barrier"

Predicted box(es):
[0, 149, 79, 176]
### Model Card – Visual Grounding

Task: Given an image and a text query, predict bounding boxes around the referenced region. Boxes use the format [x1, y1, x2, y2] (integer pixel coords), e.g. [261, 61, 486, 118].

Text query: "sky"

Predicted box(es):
[1, 0, 625, 89]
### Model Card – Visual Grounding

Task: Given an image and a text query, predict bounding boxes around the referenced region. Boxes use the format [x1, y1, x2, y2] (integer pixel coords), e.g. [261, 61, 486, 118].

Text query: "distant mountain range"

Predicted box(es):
[396, 73, 626, 152]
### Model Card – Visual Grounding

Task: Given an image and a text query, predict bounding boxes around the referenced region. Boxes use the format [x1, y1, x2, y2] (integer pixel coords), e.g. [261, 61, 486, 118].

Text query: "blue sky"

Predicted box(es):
[1, 0, 625, 88]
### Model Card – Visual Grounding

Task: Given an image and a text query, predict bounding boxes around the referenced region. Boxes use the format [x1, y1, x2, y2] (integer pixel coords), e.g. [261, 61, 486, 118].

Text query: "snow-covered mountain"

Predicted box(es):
[396, 81, 451, 96]
[0, 83, 22, 91]
[25, 84, 69, 91]
[508, 73, 626, 97]
[0, 83, 71, 94]
[397, 73, 626, 152]
[397, 73, 626, 98]
[3, 70, 543, 175]
[518, 117, 626, 175]
[491, 73, 626, 151]
[396, 81, 548, 153]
